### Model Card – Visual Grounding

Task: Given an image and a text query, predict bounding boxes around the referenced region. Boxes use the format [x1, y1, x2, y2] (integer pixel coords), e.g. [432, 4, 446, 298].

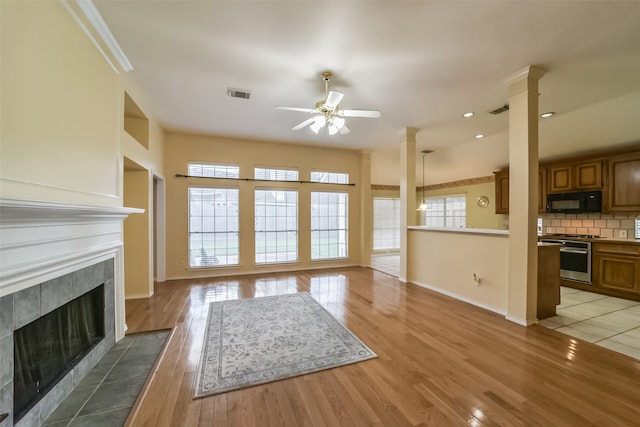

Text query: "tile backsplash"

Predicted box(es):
[541, 213, 637, 238]
[501, 213, 637, 239]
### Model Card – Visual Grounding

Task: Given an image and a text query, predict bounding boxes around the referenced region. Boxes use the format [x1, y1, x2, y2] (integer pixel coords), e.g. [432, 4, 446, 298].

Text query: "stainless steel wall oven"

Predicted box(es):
[540, 238, 592, 283]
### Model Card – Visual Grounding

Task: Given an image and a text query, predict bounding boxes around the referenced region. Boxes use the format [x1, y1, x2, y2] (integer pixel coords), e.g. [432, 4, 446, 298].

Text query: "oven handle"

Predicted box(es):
[560, 248, 590, 254]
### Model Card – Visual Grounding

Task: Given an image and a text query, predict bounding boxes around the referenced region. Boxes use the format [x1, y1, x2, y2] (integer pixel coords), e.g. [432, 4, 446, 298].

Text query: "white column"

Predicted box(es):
[360, 151, 372, 267]
[505, 65, 546, 326]
[399, 127, 418, 282]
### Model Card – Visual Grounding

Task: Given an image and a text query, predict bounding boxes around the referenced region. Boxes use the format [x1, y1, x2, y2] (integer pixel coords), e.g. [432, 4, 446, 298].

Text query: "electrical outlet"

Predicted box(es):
[619, 230, 627, 238]
[180, 259, 185, 266]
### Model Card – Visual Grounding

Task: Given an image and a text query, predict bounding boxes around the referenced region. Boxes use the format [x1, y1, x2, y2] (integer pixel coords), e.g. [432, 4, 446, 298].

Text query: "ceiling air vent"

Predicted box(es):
[489, 104, 509, 115]
[227, 87, 251, 100]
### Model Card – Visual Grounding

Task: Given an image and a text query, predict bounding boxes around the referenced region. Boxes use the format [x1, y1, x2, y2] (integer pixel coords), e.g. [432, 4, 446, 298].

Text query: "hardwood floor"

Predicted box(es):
[124, 267, 640, 426]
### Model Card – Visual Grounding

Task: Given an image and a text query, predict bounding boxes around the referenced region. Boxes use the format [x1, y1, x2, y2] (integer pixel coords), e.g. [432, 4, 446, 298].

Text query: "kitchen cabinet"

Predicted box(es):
[538, 243, 561, 319]
[592, 242, 640, 294]
[548, 160, 602, 193]
[492, 168, 547, 214]
[603, 151, 640, 212]
[494, 169, 509, 214]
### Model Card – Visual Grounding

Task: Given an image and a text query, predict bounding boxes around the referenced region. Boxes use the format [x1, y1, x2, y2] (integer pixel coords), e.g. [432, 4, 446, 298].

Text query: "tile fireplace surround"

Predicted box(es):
[0, 199, 140, 427]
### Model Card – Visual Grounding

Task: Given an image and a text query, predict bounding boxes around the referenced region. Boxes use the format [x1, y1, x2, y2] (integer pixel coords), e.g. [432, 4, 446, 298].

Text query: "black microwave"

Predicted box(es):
[546, 190, 602, 214]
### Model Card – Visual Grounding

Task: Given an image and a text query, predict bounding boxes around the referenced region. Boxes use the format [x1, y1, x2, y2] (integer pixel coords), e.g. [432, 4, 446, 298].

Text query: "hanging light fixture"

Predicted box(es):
[416, 150, 433, 211]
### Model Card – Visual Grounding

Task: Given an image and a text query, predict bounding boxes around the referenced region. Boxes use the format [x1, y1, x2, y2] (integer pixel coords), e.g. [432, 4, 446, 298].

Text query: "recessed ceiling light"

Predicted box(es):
[475, 134, 485, 139]
[540, 111, 555, 118]
[463, 112, 474, 118]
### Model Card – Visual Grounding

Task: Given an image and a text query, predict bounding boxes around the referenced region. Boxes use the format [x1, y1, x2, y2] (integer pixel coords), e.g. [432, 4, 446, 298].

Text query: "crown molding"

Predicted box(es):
[62, 0, 133, 73]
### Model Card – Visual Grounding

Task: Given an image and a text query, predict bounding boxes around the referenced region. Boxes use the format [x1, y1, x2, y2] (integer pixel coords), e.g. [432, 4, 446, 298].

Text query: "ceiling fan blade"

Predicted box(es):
[325, 91, 344, 109]
[339, 109, 381, 118]
[291, 117, 315, 130]
[338, 124, 350, 134]
[276, 106, 316, 113]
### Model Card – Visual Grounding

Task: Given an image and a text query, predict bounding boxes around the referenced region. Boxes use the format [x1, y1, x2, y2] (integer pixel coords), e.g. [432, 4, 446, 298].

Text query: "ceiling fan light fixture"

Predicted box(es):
[310, 115, 325, 133]
[329, 124, 339, 135]
[333, 116, 345, 129]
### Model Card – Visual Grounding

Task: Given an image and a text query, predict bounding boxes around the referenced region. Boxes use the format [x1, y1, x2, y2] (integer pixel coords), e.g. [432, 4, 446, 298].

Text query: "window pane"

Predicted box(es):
[255, 167, 299, 181]
[422, 195, 466, 229]
[188, 187, 239, 267]
[310, 171, 349, 184]
[373, 198, 401, 251]
[188, 163, 239, 178]
[255, 190, 298, 264]
[311, 192, 348, 260]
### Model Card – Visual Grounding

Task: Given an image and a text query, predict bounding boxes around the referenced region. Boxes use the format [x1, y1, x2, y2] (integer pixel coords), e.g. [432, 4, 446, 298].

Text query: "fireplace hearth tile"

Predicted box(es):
[14, 286, 40, 329]
[104, 278, 114, 310]
[41, 275, 73, 317]
[79, 376, 146, 416]
[0, 382, 12, 427]
[41, 383, 97, 425]
[38, 375, 73, 424]
[72, 263, 106, 299]
[66, 406, 131, 427]
[0, 335, 11, 388]
[0, 296, 12, 337]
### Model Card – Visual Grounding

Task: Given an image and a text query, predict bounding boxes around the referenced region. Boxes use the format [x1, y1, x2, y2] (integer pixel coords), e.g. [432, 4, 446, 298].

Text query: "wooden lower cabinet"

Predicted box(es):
[592, 242, 640, 294]
[538, 243, 560, 319]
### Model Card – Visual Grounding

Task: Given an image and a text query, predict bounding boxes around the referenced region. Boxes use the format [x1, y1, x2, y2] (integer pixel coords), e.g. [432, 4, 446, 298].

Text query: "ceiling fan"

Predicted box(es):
[276, 71, 381, 135]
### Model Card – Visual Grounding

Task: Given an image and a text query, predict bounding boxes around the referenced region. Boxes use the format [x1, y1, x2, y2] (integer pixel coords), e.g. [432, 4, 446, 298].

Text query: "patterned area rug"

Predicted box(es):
[194, 292, 376, 398]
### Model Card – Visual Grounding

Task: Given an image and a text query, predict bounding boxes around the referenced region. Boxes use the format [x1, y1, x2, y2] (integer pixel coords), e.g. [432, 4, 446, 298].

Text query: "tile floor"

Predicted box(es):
[370, 254, 400, 277]
[369, 254, 640, 361]
[41, 330, 169, 427]
[539, 287, 640, 360]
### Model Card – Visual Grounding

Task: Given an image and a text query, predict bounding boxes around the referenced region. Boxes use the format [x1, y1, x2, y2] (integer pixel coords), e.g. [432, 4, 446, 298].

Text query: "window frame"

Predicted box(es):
[372, 197, 401, 252]
[188, 186, 240, 268]
[310, 191, 349, 261]
[254, 188, 299, 264]
[422, 194, 467, 228]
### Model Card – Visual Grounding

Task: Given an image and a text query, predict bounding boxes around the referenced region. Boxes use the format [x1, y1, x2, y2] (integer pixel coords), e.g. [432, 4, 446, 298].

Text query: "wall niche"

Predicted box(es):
[124, 92, 149, 149]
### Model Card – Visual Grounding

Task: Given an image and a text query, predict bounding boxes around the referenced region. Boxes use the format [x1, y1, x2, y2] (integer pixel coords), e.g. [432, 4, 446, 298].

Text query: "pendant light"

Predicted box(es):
[416, 150, 433, 211]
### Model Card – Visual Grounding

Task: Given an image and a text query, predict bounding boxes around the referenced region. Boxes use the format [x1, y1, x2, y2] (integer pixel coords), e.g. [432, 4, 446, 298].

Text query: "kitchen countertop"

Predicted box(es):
[539, 234, 640, 244]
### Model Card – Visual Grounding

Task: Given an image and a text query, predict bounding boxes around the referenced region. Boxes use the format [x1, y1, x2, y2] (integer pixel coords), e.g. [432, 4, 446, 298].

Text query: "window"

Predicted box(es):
[188, 187, 239, 267]
[311, 192, 348, 260]
[255, 190, 298, 263]
[255, 167, 298, 181]
[373, 198, 401, 251]
[310, 171, 349, 184]
[188, 162, 239, 178]
[422, 195, 466, 228]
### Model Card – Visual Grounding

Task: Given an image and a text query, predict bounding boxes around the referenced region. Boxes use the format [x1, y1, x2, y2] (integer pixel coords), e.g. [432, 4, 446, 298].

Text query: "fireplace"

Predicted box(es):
[0, 199, 136, 427]
[13, 285, 105, 422]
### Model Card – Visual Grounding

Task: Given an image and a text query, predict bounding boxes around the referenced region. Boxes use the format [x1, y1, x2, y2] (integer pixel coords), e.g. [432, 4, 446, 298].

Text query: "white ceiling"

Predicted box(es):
[95, 0, 640, 185]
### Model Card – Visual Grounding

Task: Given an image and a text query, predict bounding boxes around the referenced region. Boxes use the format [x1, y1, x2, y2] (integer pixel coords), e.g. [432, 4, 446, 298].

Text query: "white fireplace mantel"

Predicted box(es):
[0, 198, 141, 294]
[0, 198, 142, 344]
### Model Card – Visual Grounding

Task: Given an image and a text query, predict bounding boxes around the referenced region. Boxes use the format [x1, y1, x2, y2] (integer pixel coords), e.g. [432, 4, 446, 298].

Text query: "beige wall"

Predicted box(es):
[1, 1, 165, 300]
[0, 0, 121, 207]
[417, 181, 503, 230]
[124, 168, 152, 298]
[165, 132, 364, 279]
[408, 229, 509, 314]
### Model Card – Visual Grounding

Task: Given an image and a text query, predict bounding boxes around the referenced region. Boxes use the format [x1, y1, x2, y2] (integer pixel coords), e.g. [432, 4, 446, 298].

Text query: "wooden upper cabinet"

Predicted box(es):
[575, 161, 602, 189]
[494, 169, 510, 214]
[493, 168, 546, 214]
[604, 151, 640, 212]
[548, 160, 602, 193]
[538, 168, 547, 212]
[548, 165, 572, 193]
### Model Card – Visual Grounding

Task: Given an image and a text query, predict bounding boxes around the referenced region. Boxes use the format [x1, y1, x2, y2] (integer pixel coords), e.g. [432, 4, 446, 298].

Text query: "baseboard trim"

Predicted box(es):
[410, 280, 507, 317]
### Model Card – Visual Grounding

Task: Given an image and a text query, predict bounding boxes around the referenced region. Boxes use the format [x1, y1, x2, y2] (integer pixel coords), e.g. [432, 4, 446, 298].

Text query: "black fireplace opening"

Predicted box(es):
[13, 285, 105, 422]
